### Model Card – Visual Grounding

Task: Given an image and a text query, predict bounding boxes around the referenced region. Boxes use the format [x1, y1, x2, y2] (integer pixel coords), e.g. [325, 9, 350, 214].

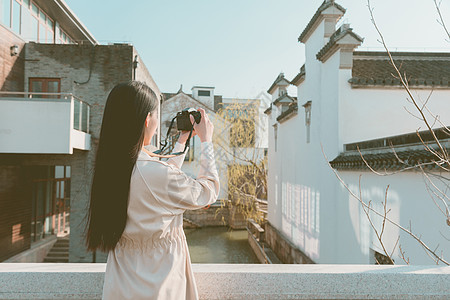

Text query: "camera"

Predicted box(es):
[176, 108, 201, 131]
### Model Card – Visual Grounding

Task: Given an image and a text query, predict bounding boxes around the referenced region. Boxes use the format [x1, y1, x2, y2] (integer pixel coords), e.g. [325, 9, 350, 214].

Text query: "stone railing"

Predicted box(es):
[0, 263, 449, 299]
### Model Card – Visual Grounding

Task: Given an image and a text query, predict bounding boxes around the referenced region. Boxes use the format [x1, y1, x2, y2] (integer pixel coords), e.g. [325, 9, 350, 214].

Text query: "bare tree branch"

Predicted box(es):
[433, 0, 450, 41]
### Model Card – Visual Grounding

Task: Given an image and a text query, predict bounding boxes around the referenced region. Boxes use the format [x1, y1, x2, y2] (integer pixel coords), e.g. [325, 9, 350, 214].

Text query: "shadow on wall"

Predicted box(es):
[1, 42, 25, 92]
[280, 182, 320, 261]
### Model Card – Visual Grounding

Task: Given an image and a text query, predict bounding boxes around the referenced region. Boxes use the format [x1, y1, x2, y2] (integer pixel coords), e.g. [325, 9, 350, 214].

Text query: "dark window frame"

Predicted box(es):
[198, 90, 211, 97]
[29, 77, 61, 98]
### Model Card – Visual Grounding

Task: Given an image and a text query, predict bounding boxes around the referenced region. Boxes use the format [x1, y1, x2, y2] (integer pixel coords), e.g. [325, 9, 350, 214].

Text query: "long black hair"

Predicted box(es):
[85, 81, 158, 252]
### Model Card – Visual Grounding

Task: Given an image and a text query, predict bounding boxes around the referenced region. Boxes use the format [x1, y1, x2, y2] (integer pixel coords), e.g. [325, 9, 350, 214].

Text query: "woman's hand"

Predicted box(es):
[177, 129, 196, 145]
[193, 108, 214, 143]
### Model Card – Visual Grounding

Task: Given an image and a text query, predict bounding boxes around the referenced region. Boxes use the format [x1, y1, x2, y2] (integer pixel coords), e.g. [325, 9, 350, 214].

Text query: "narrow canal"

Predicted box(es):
[185, 227, 259, 263]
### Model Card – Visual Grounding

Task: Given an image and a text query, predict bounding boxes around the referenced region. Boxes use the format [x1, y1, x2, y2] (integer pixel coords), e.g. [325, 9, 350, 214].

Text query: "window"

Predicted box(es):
[303, 101, 312, 143]
[274, 124, 278, 152]
[29, 77, 61, 98]
[30, 165, 70, 242]
[198, 90, 210, 97]
[12, 0, 20, 34]
[1, 0, 12, 28]
[371, 249, 394, 265]
[56, 22, 74, 44]
[1, 0, 60, 43]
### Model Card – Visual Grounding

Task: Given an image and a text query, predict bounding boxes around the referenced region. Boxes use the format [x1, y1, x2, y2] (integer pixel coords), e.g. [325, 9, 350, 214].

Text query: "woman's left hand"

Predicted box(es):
[177, 130, 196, 145]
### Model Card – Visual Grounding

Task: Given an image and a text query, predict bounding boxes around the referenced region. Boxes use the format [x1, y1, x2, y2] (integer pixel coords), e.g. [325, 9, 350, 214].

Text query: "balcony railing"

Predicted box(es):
[0, 264, 448, 299]
[0, 92, 91, 153]
[0, 92, 90, 134]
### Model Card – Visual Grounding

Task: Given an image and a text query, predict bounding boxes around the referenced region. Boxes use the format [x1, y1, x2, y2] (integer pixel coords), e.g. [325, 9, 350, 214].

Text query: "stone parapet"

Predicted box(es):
[0, 263, 449, 299]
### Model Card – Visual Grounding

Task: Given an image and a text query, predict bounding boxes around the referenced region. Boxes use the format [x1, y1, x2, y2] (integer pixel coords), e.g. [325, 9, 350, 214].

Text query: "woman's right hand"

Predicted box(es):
[191, 108, 214, 142]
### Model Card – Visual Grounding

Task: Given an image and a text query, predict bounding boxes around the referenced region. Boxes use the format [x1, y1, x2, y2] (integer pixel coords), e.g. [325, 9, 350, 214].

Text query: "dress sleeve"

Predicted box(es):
[165, 142, 187, 169]
[147, 141, 220, 214]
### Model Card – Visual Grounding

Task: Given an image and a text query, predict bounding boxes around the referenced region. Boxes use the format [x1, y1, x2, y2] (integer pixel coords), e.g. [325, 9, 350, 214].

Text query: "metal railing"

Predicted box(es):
[0, 91, 90, 134]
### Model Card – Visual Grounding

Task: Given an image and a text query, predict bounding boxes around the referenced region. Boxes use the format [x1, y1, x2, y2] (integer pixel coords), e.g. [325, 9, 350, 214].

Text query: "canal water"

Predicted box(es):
[185, 227, 259, 263]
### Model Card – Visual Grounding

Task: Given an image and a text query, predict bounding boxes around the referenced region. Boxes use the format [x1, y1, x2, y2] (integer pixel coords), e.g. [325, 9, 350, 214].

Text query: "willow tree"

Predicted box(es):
[213, 99, 268, 227]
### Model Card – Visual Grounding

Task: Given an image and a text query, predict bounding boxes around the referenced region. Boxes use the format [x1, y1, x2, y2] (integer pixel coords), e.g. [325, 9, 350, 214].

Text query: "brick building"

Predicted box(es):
[0, 0, 160, 262]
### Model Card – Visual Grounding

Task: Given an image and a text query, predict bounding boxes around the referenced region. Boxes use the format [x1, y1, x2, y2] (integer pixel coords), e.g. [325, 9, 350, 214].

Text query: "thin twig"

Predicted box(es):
[433, 0, 450, 41]
[322, 144, 449, 265]
[367, 0, 448, 162]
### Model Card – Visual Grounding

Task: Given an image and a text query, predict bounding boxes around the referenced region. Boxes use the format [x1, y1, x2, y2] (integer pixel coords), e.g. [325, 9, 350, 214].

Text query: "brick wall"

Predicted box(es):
[265, 221, 314, 264]
[24, 43, 138, 262]
[22, 43, 119, 262]
[0, 42, 160, 263]
[0, 166, 32, 261]
[0, 25, 25, 91]
[183, 204, 229, 227]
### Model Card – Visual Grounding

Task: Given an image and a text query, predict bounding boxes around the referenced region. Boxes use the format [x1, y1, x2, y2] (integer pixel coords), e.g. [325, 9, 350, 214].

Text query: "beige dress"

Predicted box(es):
[102, 141, 219, 300]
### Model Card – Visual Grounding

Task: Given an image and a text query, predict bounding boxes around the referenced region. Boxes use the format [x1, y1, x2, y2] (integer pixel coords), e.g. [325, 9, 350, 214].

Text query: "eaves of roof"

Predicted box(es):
[276, 103, 298, 123]
[291, 64, 306, 86]
[330, 145, 449, 171]
[330, 127, 450, 170]
[273, 94, 296, 106]
[316, 25, 363, 62]
[298, 0, 346, 43]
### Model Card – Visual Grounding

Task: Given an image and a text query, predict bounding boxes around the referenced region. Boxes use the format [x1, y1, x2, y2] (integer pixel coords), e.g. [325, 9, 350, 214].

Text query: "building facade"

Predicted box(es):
[265, 0, 450, 264]
[0, 0, 160, 262]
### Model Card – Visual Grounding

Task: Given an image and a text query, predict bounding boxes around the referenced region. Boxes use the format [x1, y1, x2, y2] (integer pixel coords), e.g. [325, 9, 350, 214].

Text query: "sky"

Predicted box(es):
[64, 0, 450, 99]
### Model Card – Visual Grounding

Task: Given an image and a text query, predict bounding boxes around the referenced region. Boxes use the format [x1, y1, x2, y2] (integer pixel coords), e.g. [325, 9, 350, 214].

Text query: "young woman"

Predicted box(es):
[85, 81, 219, 300]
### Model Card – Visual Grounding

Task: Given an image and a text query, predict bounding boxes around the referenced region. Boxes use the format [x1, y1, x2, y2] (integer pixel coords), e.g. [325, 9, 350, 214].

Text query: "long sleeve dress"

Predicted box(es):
[102, 141, 220, 300]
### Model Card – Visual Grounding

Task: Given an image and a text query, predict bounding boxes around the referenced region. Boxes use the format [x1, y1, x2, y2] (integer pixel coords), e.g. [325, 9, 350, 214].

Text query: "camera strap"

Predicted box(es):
[150, 115, 193, 158]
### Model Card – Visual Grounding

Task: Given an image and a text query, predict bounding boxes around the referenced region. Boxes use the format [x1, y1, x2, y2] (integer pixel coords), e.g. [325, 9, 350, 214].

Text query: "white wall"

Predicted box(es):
[266, 9, 450, 265]
[0, 98, 72, 153]
[340, 85, 450, 145]
[337, 170, 449, 265]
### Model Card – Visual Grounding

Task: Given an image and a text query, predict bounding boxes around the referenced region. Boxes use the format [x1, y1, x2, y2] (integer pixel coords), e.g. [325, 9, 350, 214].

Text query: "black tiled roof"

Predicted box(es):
[273, 94, 296, 106]
[330, 127, 450, 170]
[330, 147, 448, 171]
[277, 102, 298, 123]
[298, 0, 346, 43]
[316, 24, 363, 62]
[291, 64, 306, 86]
[350, 51, 450, 87]
[344, 127, 450, 151]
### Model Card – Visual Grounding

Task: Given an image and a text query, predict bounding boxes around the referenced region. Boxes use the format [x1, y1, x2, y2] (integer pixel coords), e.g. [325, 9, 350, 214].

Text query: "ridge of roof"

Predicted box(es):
[298, 0, 346, 43]
[291, 64, 306, 86]
[353, 51, 450, 59]
[316, 24, 364, 62]
[267, 73, 291, 94]
[161, 92, 216, 113]
[264, 104, 272, 115]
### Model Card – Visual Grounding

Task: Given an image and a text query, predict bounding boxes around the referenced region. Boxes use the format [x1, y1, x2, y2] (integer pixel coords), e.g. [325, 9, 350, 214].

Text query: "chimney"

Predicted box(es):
[191, 86, 215, 110]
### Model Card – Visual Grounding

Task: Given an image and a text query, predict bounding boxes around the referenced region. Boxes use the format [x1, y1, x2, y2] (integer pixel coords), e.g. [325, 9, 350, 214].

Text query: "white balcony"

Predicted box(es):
[0, 92, 91, 154]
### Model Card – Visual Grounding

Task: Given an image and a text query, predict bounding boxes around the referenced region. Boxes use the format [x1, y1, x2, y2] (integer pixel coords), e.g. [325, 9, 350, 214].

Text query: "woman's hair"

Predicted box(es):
[85, 81, 158, 252]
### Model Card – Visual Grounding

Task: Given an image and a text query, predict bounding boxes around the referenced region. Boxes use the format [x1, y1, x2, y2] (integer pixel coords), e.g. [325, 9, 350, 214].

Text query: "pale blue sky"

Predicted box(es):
[65, 0, 449, 98]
